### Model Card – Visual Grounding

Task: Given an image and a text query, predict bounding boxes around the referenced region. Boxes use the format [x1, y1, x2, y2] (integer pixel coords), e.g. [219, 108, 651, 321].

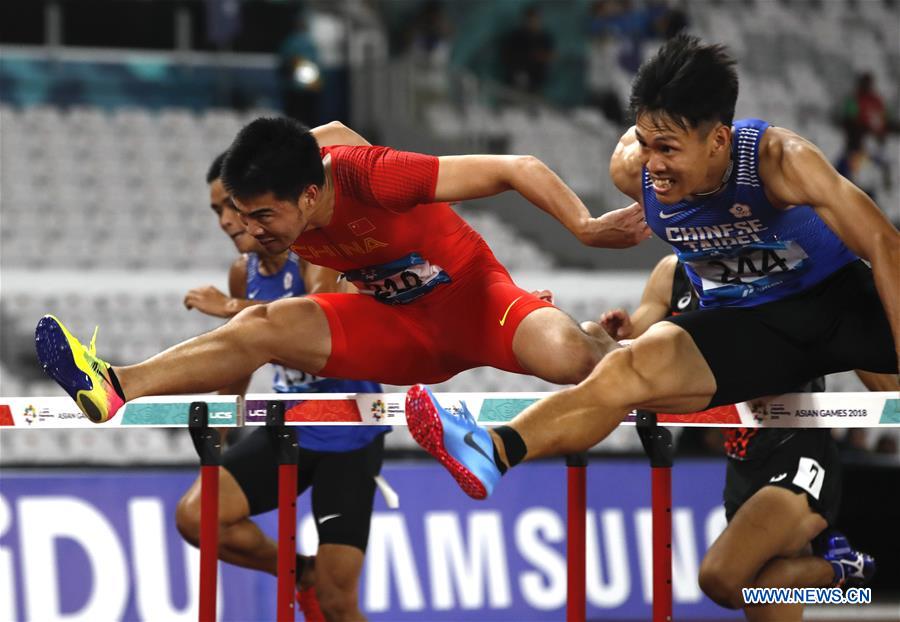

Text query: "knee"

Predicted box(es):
[699, 557, 743, 610]
[175, 495, 200, 546]
[579, 346, 650, 406]
[550, 328, 605, 384]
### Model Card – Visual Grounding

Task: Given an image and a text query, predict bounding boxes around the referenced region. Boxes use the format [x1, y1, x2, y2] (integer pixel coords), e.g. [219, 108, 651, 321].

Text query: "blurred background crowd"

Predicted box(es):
[1, 0, 897, 464]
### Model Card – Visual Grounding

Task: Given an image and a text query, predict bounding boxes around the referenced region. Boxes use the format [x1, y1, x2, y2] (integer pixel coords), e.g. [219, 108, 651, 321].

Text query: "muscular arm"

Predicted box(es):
[184, 255, 260, 318]
[609, 126, 646, 204]
[759, 127, 900, 366]
[433, 154, 649, 248]
[310, 120, 372, 147]
[600, 254, 676, 339]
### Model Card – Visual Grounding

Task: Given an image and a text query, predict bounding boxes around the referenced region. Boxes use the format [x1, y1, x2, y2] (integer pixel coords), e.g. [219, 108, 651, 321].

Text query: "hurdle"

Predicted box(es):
[2, 391, 897, 622]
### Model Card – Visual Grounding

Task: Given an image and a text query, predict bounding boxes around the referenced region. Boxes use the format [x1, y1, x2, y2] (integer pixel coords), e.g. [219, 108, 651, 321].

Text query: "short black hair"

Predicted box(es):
[629, 34, 738, 132]
[206, 151, 227, 184]
[221, 116, 324, 202]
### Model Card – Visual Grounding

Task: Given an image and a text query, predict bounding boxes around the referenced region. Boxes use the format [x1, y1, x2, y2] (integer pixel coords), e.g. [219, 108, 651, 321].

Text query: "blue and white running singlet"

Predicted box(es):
[642, 118, 857, 308]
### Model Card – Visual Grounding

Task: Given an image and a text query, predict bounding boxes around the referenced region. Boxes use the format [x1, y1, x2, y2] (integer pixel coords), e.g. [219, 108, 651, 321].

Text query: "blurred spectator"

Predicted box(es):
[874, 434, 898, 456]
[500, 5, 556, 94]
[838, 428, 870, 459]
[586, 1, 630, 123]
[404, 1, 452, 98]
[842, 72, 888, 140]
[278, 10, 322, 126]
[835, 126, 889, 201]
[405, 1, 451, 64]
[647, 0, 688, 40]
[588, 0, 645, 74]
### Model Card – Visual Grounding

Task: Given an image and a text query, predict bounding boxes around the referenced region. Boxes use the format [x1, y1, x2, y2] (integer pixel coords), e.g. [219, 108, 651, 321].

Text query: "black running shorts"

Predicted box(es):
[724, 429, 841, 525]
[223, 427, 385, 551]
[666, 261, 897, 407]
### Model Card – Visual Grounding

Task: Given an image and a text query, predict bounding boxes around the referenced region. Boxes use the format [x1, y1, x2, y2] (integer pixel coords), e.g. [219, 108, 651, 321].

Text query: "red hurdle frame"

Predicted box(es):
[188, 402, 221, 622]
[192, 400, 676, 622]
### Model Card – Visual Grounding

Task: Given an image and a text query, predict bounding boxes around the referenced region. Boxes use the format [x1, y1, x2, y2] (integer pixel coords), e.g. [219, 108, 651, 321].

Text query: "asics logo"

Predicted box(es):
[463, 431, 494, 465]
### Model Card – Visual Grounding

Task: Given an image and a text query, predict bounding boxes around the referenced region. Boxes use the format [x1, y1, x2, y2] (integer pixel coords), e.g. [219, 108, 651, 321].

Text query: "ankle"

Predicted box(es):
[296, 553, 316, 590]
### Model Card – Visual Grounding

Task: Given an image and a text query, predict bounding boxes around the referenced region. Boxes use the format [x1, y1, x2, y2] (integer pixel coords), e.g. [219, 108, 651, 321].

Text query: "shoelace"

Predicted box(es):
[89, 326, 99, 356]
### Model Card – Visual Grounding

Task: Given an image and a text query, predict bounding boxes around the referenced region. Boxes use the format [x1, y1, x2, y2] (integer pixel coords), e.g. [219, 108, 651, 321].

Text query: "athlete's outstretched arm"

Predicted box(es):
[184, 255, 262, 318]
[760, 128, 900, 368]
[600, 253, 677, 339]
[433, 154, 650, 248]
[311, 121, 371, 147]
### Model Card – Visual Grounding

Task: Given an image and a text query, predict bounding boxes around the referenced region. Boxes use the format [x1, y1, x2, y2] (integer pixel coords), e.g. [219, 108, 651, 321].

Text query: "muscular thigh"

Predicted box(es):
[612, 321, 717, 412]
[448, 269, 554, 374]
[310, 436, 384, 551]
[223, 427, 315, 516]
[707, 487, 826, 587]
[244, 296, 333, 374]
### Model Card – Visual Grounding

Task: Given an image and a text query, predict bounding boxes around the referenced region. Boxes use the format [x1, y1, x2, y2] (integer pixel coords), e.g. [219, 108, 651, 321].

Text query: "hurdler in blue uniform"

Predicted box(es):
[246, 251, 388, 451]
[404, 34, 894, 614]
[176, 152, 387, 621]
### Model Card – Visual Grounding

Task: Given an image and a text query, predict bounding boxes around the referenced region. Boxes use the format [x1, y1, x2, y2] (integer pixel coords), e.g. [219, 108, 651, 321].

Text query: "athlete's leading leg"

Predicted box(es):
[511, 307, 619, 385]
[37, 297, 333, 421]
[406, 321, 715, 498]
[494, 321, 715, 466]
[697, 487, 830, 617]
[119, 297, 331, 398]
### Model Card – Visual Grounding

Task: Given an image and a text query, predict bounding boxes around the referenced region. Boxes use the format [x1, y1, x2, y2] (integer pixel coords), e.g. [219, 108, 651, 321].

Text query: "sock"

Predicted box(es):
[492, 443, 508, 475]
[494, 425, 527, 470]
[106, 366, 126, 401]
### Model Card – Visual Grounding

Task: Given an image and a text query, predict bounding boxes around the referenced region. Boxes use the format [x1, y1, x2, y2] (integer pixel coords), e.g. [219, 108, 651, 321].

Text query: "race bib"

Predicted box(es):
[684, 241, 809, 300]
[343, 252, 451, 304]
[272, 365, 327, 392]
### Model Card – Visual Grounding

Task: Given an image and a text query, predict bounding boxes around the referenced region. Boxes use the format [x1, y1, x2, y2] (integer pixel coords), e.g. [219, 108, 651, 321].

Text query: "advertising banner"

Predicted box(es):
[0, 460, 735, 620]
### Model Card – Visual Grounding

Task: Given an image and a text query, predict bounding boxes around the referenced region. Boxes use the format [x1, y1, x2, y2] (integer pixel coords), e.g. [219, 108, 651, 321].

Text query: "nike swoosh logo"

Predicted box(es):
[464, 431, 494, 465]
[499, 296, 524, 326]
[658, 210, 680, 220]
[769, 473, 787, 483]
[317, 513, 341, 525]
[248, 289, 261, 299]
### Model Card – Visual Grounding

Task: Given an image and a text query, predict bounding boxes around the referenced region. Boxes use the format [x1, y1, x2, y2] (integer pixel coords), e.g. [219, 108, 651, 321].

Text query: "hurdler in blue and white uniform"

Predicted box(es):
[642, 118, 858, 306]
[177, 150, 388, 621]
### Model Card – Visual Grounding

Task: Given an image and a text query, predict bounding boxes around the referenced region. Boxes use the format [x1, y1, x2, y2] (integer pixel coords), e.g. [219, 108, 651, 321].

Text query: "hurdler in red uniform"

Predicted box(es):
[35, 117, 650, 424]
[300, 145, 563, 384]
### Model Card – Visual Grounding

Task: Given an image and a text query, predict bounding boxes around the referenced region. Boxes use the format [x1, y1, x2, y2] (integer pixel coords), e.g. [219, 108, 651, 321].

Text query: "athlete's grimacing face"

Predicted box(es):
[209, 178, 261, 254]
[635, 113, 730, 205]
[230, 191, 310, 255]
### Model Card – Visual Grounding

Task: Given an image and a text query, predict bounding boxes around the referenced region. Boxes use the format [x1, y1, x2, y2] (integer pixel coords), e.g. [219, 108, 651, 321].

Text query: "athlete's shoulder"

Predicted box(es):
[228, 254, 250, 298]
[326, 144, 388, 163]
[610, 126, 644, 202]
[758, 125, 828, 205]
[230, 253, 250, 276]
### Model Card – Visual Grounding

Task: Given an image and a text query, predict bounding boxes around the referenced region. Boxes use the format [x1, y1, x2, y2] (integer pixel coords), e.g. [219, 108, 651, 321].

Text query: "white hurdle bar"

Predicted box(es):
[2, 391, 898, 622]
